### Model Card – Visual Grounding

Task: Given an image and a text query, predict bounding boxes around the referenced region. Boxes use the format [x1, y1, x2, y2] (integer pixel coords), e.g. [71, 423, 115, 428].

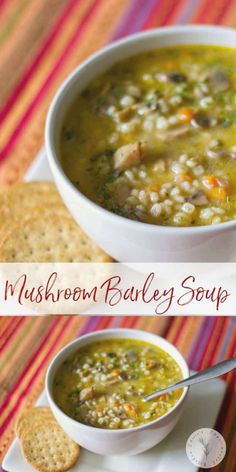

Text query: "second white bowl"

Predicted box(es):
[46, 328, 189, 455]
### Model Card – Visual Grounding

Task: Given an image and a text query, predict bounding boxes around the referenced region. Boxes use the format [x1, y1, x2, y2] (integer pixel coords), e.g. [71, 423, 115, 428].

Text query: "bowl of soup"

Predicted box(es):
[46, 328, 189, 455]
[46, 25, 236, 262]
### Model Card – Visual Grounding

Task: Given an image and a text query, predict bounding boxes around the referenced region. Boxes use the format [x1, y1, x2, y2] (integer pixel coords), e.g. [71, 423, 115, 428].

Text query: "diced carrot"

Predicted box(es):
[202, 175, 229, 192]
[109, 401, 119, 408]
[147, 183, 159, 193]
[123, 403, 138, 417]
[174, 174, 192, 184]
[202, 175, 219, 189]
[111, 369, 122, 376]
[208, 187, 227, 200]
[158, 394, 167, 402]
[176, 107, 193, 122]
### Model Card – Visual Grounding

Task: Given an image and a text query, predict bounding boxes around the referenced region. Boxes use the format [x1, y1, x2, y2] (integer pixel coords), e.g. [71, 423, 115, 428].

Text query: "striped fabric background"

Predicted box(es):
[0, 1, 235, 471]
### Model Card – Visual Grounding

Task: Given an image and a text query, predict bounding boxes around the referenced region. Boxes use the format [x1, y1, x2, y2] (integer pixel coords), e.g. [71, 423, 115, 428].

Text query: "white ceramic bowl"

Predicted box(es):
[45, 25, 236, 262]
[46, 328, 189, 455]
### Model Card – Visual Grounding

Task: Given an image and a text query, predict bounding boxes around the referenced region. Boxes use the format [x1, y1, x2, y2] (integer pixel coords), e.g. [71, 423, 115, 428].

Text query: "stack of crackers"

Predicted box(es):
[0, 182, 111, 262]
[16, 406, 80, 471]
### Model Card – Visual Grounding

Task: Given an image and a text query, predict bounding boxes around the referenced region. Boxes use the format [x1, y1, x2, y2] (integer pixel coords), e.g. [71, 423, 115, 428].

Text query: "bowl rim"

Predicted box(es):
[45, 328, 189, 434]
[45, 24, 236, 235]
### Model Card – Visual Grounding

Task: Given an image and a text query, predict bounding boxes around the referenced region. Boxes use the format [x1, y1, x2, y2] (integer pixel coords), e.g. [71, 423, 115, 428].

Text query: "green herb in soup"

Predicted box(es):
[53, 339, 183, 429]
[60, 45, 236, 226]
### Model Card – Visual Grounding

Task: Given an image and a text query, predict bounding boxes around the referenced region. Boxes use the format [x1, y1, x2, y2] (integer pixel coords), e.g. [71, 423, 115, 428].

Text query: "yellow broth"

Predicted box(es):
[53, 339, 183, 429]
[60, 45, 236, 226]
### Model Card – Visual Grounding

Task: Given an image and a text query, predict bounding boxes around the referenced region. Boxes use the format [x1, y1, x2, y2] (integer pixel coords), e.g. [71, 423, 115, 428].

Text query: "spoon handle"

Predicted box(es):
[143, 357, 236, 402]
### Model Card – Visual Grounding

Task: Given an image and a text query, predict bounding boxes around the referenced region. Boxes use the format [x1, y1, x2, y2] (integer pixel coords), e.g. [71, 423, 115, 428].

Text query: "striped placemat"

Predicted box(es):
[0, 1, 236, 471]
[0, 316, 235, 472]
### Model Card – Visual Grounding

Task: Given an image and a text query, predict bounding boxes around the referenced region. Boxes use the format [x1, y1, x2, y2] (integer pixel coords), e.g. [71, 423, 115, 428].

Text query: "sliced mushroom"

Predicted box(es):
[116, 106, 136, 123]
[126, 388, 136, 396]
[105, 352, 116, 358]
[114, 182, 131, 206]
[145, 359, 161, 369]
[209, 70, 230, 92]
[79, 387, 94, 401]
[191, 112, 216, 129]
[114, 141, 144, 171]
[126, 350, 138, 362]
[119, 372, 129, 380]
[188, 190, 208, 206]
[106, 377, 120, 386]
[156, 124, 191, 140]
[206, 149, 229, 159]
[168, 72, 187, 83]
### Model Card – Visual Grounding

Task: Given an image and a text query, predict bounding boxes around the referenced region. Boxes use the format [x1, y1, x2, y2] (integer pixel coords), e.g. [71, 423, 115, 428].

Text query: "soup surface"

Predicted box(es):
[53, 339, 183, 429]
[60, 46, 236, 226]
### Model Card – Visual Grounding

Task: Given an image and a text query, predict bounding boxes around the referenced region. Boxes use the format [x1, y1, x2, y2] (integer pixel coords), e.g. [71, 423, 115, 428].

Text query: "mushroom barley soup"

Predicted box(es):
[53, 339, 183, 429]
[60, 46, 236, 226]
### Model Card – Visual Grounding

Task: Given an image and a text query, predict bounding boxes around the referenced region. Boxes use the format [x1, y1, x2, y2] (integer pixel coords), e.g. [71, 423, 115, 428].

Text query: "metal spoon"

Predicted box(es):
[143, 357, 236, 402]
